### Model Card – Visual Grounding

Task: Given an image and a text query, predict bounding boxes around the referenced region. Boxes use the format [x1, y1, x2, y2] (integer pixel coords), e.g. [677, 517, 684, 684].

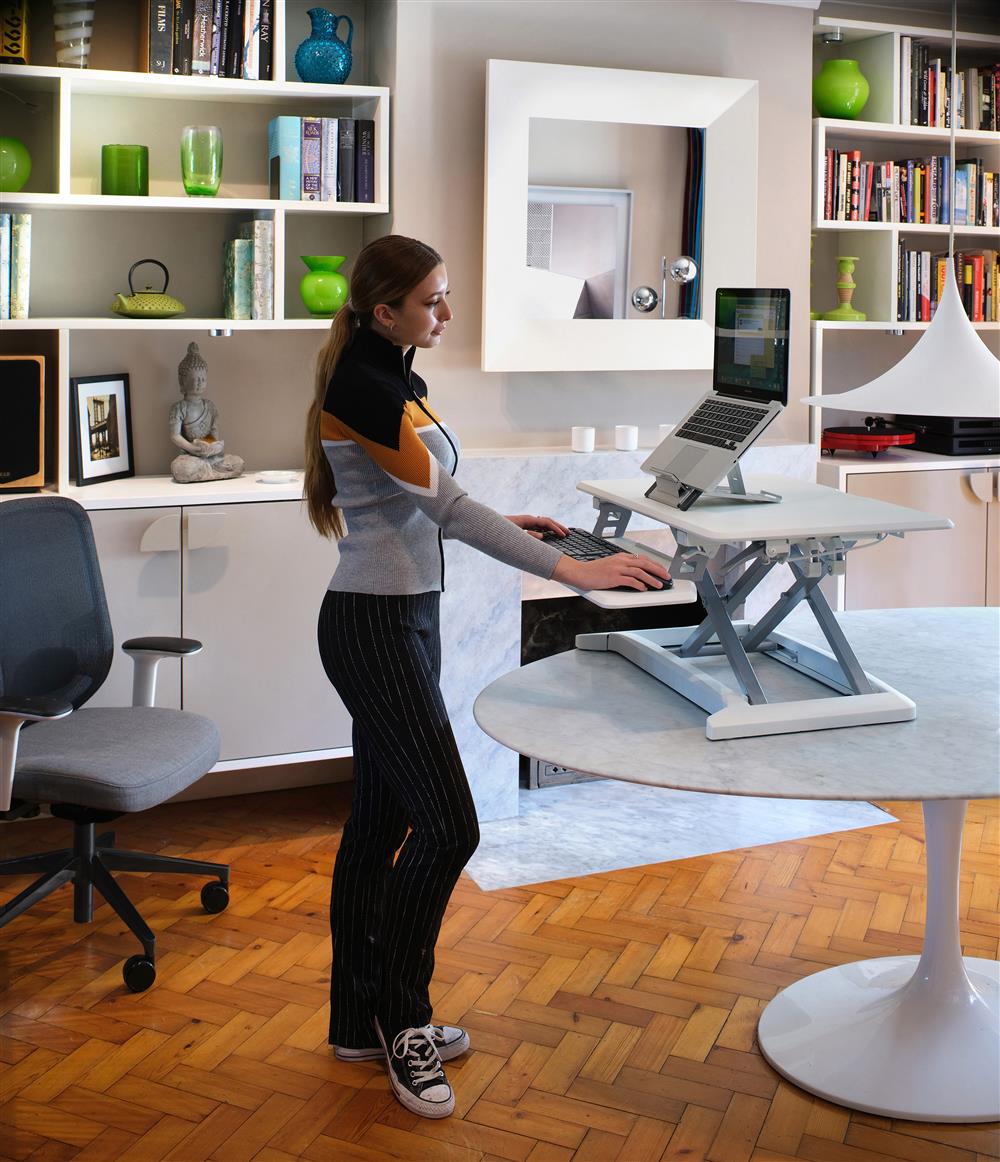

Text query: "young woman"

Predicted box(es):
[304, 235, 669, 1120]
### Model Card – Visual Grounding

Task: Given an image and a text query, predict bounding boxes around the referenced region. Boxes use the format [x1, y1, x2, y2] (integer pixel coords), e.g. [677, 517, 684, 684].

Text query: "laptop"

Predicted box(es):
[642, 288, 791, 510]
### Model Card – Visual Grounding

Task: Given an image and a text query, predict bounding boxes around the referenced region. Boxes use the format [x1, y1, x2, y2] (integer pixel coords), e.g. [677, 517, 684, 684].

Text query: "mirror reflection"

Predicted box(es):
[525, 117, 704, 321]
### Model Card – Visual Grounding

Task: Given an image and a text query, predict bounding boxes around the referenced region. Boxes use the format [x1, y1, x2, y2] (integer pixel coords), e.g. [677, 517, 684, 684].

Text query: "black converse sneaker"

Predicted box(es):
[375, 1020, 455, 1119]
[335, 1024, 470, 1064]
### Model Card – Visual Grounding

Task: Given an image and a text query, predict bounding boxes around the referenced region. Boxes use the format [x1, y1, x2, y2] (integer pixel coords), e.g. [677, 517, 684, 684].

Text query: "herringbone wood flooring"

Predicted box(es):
[0, 786, 997, 1162]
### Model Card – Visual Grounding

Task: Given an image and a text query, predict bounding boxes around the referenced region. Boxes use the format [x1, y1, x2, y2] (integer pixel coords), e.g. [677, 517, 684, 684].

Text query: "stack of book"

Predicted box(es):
[142, 1, 273, 80]
[897, 244, 998, 322]
[823, 149, 997, 226]
[0, 212, 31, 320]
[222, 217, 274, 320]
[899, 39, 999, 129]
[268, 117, 375, 203]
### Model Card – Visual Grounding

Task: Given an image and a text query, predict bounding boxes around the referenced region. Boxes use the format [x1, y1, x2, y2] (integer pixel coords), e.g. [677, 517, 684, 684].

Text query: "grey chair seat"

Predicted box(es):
[14, 707, 220, 813]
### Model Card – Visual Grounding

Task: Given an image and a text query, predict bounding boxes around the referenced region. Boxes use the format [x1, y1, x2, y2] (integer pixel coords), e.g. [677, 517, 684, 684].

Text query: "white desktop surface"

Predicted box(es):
[578, 474, 953, 542]
[474, 606, 998, 802]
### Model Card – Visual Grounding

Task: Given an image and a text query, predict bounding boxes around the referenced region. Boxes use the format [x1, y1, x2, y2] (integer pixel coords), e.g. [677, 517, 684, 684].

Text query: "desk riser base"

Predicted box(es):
[576, 626, 915, 740]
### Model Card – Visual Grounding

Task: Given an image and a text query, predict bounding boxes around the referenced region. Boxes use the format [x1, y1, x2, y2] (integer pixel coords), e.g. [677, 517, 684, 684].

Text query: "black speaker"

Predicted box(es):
[0, 355, 45, 492]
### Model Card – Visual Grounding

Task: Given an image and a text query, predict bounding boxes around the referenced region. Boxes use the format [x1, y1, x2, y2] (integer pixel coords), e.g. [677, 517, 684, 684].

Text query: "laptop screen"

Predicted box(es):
[713, 288, 790, 405]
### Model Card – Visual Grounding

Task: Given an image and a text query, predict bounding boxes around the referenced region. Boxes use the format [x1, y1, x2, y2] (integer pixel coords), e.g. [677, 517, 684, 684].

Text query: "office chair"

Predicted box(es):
[0, 496, 229, 992]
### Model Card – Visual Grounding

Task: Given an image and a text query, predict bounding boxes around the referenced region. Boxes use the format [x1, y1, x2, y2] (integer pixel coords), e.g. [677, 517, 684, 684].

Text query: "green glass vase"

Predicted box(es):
[299, 255, 348, 318]
[813, 59, 870, 120]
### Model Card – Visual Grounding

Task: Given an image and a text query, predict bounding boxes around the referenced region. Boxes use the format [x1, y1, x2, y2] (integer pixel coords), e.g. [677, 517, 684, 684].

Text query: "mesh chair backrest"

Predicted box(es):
[0, 497, 113, 709]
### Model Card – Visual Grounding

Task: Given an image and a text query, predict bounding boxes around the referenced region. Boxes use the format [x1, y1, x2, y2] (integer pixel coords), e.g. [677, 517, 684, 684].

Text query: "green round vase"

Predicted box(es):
[813, 59, 870, 120]
[299, 255, 348, 318]
[0, 136, 31, 193]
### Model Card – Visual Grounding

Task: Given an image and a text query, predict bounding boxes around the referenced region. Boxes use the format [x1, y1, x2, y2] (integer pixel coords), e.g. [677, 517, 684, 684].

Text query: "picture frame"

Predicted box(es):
[70, 373, 134, 486]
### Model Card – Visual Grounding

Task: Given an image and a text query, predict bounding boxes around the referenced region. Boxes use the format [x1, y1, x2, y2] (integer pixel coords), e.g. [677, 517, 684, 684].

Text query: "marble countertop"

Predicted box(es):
[474, 607, 1000, 803]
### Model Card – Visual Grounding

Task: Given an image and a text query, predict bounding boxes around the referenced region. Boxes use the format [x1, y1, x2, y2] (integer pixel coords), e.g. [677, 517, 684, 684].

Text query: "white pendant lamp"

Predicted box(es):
[803, 0, 1000, 419]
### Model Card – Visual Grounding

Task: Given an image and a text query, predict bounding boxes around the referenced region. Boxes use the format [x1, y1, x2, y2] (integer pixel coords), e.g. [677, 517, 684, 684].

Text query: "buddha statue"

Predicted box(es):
[169, 342, 244, 483]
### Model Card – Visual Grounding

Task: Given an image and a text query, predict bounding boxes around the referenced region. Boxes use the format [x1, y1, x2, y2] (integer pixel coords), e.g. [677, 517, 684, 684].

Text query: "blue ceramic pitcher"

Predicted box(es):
[294, 9, 353, 84]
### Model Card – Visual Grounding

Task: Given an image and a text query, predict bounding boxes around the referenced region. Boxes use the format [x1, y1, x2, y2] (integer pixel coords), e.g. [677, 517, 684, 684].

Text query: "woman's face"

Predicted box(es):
[378, 263, 453, 348]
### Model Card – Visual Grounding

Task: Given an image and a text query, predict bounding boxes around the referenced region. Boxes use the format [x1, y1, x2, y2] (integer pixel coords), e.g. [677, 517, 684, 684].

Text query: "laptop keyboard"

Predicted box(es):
[675, 399, 770, 450]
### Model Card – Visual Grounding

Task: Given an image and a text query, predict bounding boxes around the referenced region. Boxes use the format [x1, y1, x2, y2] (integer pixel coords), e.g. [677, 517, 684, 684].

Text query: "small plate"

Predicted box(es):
[256, 470, 299, 484]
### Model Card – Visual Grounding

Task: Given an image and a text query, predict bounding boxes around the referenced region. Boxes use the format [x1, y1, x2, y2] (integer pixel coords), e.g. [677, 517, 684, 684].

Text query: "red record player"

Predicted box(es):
[821, 416, 917, 458]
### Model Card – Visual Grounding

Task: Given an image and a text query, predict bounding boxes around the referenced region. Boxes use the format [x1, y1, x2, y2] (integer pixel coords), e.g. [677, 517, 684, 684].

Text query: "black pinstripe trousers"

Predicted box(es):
[317, 589, 480, 1047]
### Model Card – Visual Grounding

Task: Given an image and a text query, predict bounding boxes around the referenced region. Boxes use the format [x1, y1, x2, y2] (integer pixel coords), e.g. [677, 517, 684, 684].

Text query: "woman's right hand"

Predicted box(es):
[552, 551, 671, 592]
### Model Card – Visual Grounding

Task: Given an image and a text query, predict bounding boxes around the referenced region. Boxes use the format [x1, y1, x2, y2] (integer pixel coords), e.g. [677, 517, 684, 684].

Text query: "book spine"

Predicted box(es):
[836, 152, 847, 221]
[941, 155, 950, 225]
[209, 0, 223, 74]
[268, 116, 301, 200]
[191, 0, 212, 75]
[10, 211, 29, 320]
[242, 0, 260, 81]
[301, 116, 322, 201]
[972, 253, 985, 322]
[146, 1, 173, 72]
[891, 162, 900, 224]
[218, 0, 232, 76]
[258, 0, 272, 80]
[337, 119, 356, 203]
[0, 0, 28, 64]
[848, 149, 861, 222]
[824, 148, 833, 220]
[0, 213, 10, 321]
[862, 161, 874, 222]
[225, 0, 244, 78]
[919, 249, 930, 321]
[253, 219, 273, 320]
[929, 155, 938, 224]
[173, 0, 193, 75]
[320, 117, 338, 202]
[928, 60, 937, 128]
[223, 238, 253, 320]
[355, 119, 375, 203]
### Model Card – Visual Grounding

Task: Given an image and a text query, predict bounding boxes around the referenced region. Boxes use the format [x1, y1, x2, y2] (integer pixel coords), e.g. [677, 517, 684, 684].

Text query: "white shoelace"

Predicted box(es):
[391, 1025, 446, 1084]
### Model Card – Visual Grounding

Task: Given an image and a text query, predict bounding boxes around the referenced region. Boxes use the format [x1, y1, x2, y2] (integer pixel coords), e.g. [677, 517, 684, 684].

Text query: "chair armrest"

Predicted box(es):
[122, 636, 203, 656]
[0, 698, 73, 813]
[122, 638, 204, 708]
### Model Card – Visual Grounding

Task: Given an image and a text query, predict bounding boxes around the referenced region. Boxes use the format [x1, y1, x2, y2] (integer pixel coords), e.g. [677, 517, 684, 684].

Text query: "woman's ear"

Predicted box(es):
[372, 303, 396, 330]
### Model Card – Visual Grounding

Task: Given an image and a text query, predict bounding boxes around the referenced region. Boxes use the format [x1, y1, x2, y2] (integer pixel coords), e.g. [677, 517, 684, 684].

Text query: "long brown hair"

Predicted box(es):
[304, 235, 444, 537]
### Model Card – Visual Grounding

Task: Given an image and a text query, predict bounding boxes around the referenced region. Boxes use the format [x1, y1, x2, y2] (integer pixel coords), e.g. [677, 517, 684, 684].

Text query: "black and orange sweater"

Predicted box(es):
[320, 327, 563, 594]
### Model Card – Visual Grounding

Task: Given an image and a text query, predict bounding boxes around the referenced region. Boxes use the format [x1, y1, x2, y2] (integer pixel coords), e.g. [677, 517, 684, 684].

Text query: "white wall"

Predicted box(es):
[386, 0, 815, 447]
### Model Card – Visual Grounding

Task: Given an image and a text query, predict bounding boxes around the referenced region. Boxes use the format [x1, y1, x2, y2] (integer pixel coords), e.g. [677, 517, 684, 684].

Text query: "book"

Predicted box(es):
[258, 0, 272, 80]
[10, 211, 30, 320]
[848, 148, 861, 222]
[301, 116, 322, 201]
[337, 119, 356, 203]
[191, 0, 213, 75]
[0, 0, 28, 64]
[218, 0, 233, 76]
[172, 0, 194, 75]
[238, 218, 274, 320]
[320, 117, 339, 202]
[142, 1, 173, 73]
[355, 119, 375, 203]
[209, 0, 223, 74]
[223, 238, 253, 320]
[242, 0, 261, 81]
[225, 0, 245, 78]
[268, 117, 301, 200]
[954, 166, 969, 225]
[0, 213, 10, 321]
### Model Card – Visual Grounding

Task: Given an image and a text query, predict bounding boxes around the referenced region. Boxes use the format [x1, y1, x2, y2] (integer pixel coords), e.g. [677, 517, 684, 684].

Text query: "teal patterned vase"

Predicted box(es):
[299, 255, 348, 317]
[294, 9, 353, 84]
[813, 59, 870, 120]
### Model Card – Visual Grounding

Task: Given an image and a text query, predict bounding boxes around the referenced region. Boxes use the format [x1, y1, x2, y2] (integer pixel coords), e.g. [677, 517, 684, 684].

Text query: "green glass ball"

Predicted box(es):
[0, 136, 31, 193]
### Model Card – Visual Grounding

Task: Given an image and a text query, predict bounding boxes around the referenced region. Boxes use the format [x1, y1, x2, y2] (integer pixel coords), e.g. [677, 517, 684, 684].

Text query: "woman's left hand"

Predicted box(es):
[507, 514, 569, 540]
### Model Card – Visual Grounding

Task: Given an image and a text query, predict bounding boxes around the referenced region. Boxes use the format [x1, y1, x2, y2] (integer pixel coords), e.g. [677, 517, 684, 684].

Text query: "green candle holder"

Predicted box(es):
[822, 256, 866, 322]
[101, 144, 148, 196]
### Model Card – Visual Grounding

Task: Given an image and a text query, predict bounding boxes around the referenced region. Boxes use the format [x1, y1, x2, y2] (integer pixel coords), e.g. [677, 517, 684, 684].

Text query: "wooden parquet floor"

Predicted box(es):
[0, 786, 997, 1162]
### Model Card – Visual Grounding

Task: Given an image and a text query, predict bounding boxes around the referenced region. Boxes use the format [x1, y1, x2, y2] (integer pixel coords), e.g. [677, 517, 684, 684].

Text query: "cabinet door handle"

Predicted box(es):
[185, 511, 227, 550]
[967, 471, 994, 504]
[139, 514, 181, 553]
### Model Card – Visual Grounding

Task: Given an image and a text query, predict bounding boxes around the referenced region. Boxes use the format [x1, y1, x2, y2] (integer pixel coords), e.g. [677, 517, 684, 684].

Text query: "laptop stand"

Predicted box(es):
[645, 462, 782, 509]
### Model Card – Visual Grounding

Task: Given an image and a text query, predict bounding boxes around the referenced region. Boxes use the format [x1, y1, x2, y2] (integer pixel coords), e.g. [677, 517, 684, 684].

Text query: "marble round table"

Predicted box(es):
[474, 607, 1000, 1123]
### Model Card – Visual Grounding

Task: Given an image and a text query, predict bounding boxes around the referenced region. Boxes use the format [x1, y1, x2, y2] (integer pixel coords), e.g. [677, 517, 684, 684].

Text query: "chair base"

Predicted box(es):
[0, 818, 229, 976]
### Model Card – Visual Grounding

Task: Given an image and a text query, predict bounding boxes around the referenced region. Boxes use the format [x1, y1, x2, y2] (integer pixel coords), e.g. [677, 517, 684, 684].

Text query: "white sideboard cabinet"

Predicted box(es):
[817, 452, 1000, 611]
[88, 497, 351, 768]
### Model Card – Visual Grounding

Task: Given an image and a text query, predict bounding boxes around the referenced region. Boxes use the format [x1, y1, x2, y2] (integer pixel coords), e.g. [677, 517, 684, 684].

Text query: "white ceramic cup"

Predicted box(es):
[658, 423, 676, 444]
[571, 425, 596, 453]
[614, 424, 639, 451]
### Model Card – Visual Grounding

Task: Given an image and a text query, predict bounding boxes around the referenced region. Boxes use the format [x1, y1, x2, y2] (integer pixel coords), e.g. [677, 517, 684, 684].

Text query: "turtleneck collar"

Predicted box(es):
[349, 325, 417, 380]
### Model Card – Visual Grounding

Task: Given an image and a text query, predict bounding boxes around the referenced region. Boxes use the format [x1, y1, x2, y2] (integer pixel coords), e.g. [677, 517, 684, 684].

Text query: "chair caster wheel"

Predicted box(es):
[123, 955, 156, 992]
[201, 881, 229, 914]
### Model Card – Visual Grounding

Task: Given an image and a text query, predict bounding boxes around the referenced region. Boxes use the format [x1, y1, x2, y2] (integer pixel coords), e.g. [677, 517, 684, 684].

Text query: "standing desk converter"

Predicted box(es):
[574, 473, 952, 739]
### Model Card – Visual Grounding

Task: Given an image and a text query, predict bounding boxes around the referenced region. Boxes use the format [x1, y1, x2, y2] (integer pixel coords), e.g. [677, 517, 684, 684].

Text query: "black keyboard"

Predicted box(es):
[540, 528, 672, 591]
[675, 398, 769, 450]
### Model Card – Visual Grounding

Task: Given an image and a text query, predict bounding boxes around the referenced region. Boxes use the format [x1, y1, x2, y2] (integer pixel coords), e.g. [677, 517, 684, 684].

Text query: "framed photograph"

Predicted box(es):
[70, 373, 134, 486]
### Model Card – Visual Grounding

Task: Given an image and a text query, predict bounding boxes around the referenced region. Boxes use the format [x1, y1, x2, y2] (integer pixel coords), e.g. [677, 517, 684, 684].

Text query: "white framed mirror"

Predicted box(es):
[482, 59, 759, 372]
